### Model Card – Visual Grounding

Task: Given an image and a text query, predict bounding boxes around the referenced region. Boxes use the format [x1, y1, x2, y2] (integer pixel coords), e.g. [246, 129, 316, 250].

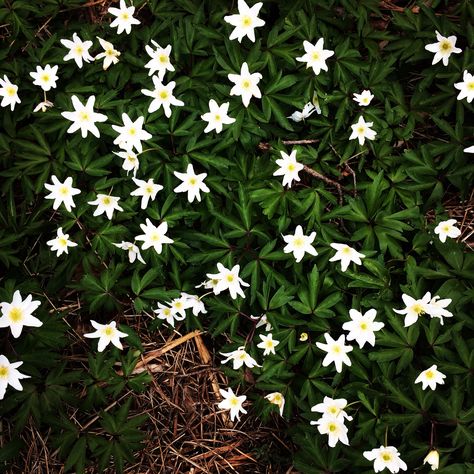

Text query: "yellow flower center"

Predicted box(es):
[60, 186, 69, 195]
[127, 155, 136, 162]
[102, 197, 111, 205]
[440, 40, 451, 52]
[121, 12, 130, 20]
[238, 352, 247, 360]
[360, 322, 368, 330]
[151, 233, 160, 242]
[159, 54, 168, 63]
[214, 114, 221, 121]
[442, 225, 451, 232]
[174, 302, 183, 309]
[41, 74, 50, 82]
[312, 52, 320, 61]
[189, 177, 197, 185]
[425, 370, 434, 379]
[362, 97, 369, 104]
[75, 46, 83, 55]
[342, 246, 351, 254]
[229, 396, 239, 407]
[357, 126, 365, 134]
[226, 275, 234, 282]
[163, 309, 171, 316]
[6, 86, 16, 97]
[103, 327, 114, 337]
[328, 423, 337, 432]
[106, 49, 114, 56]
[129, 127, 136, 136]
[242, 80, 251, 89]
[293, 237, 304, 247]
[382, 452, 392, 462]
[9, 307, 23, 322]
[58, 237, 68, 247]
[411, 304, 424, 315]
[332, 345, 341, 354]
[145, 186, 154, 194]
[468, 81, 474, 90]
[241, 15, 252, 27]
[288, 163, 295, 171]
[265, 340, 274, 348]
[79, 111, 90, 121]
[0, 366, 8, 378]
[160, 91, 168, 100]
[329, 406, 338, 414]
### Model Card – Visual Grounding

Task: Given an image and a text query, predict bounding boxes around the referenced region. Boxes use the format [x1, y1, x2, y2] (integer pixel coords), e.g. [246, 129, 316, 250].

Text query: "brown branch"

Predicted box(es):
[303, 165, 345, 204]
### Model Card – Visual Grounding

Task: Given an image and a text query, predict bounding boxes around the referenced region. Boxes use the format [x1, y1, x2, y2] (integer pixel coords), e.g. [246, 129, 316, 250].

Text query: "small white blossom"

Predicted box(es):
[415, 365, 446, 391]
[393, 292, 432, 327]
[363, 446, 407, 473]
[113, 241, 145, 264]
[315, 333, 353, 373]
[273, 149, 304, 188]
[88, 193, 123, 220]
[287, 102, 318, 122]
[206, 263, 249, 299]
[60, 33, 93, 68]
[282, 225, 317, 263]
[135, 218, 173, 254]
[180, 292, 207, 316]
[315, 416, 349, 448]
[0, 75, 20, 111]
[353, 90, 374, 106]
[144, 41, 174, 79]
[257, 333, 280, 356]
[228, 62, 262, 107]
[349, 116, 377, 146]
[428, 295, 453, 325]
[0, 355, 30, 400]
[130, 177, 163, 210]
[223, 0, 265, 43]
[47, 227, 78, 257]
[112, 113, 152, 153]
[61, 95, 108, 138]
[454, 70, 474, 103]
[153, 303, 185, 327]
[84, 320, 128, 352]
[33, 100, 54, 113]
[329, 243, 365, 272]
[44, 175, 81, 212]
[95, 37, 120, 70]
[220, 346, 260, 370]
[114, 149, 140, 176]
[250, 314, 272, 332]
[173, 164, 210, 203]
[201, 99, 236, 134]
[0, 291, 42, 339]
[29, 64, 59, 91]
[424, 449, 440, 471]
[342, 309, 384, 348]
[141, 77, 184, 117]
[218, 387, 247, 422]
[265, 392, 285, 416]
[296, 39, 334, 75]
[425, 31, 461, 66]
[434, 219, 461, 243]
[310, 397, 353, 423]
[108, 0, 140, 35]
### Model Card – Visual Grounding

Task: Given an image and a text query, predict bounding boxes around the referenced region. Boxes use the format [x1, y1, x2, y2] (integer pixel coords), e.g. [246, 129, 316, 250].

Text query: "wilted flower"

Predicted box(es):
[265, 392, 285, 416]
[223, 0, 265, 43]
[250, 314, 272, 332]
[287, 102, 319, 122]
[114, 149, 140, 176]
[424, 449, 440, 471]
[428, 295, 453, 325]
[113, 241, 145, 264]
[33, 100, 54, 113]
[84, 320, 128, 352]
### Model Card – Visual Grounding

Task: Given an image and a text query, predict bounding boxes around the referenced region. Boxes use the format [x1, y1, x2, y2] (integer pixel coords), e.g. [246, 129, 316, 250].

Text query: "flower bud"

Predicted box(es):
[423, 449, 439, 470]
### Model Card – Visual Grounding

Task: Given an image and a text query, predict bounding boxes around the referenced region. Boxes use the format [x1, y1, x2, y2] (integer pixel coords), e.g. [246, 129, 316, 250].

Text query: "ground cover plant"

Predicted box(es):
[0, 0, 474, 472]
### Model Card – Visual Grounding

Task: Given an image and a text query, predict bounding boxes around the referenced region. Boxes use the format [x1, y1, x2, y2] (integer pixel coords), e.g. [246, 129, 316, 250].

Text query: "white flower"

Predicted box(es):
[454, 70, 474, 103]
[257, 333, 280, 356]
[464, 145, 474, 153]
[130, 177, 163, 210]
[424, 449, 440, 471]
[95, 37, 120, 70]
[0, 291, 42, 338]
[363, 446, 407, 473]
[173, 164, 210, 203]
[141, 77, 184, 117]
[180, 292, 207, 316]
[144, 41, 174, 79]
[299, 332, 308, 341]
[287, 102, 318, 122]
[228, 62, 262, 107]
[353, 90, 374, 106]
[60, 33, 93, 68]
[29, 64, 59, 91]
[415, 364, 446, 391]
[113, 241, 145, 264]
[153, 303, 185, 327]
[47, 227, 78, 257]
[112, 113, 152, 153]
[250, 314, 272, 332]
[61, 95, 108, 138]
[315, 416, 349, 447]
[296, 39, 334, 75]
[218, 387, 247, 422]
[349, 116, 377, 146]
[0, 75, 21, 111]
[342, 309, 384, 348]
[329, 243, 365, 272]
[135, 218, 173, 254]
[44, 175, 81, 212]
[223, 0, 265, 43]
[169, 295, 194, 318]
[108, 0, 140, 35]
[393, 292, 432, 327]
[315, 333, 353, 373]
[88, 193, 123, 220]
[196, 278, 220, 290]
[201, 99, 236, 133]
[84, 320, 128, 352]
[428, 295, 453, 325]
[206, 263, 249, 299]
[220, 346, 260, 370]
[0, 355, 30, 400]
[265, 392, 285, 416]
[282, 225, 318, 263]
[273, 149, 304, 188]
[33, 100, 54, 113]
[425, 31, 462, 66]
[434, 219, 461, 243]
[114, 149, 140, 176]
[310, 397, 353, 423]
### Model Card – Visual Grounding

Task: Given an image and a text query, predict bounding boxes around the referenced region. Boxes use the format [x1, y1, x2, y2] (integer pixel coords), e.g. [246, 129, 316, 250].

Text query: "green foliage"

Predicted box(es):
[0, 0, 473, 472]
